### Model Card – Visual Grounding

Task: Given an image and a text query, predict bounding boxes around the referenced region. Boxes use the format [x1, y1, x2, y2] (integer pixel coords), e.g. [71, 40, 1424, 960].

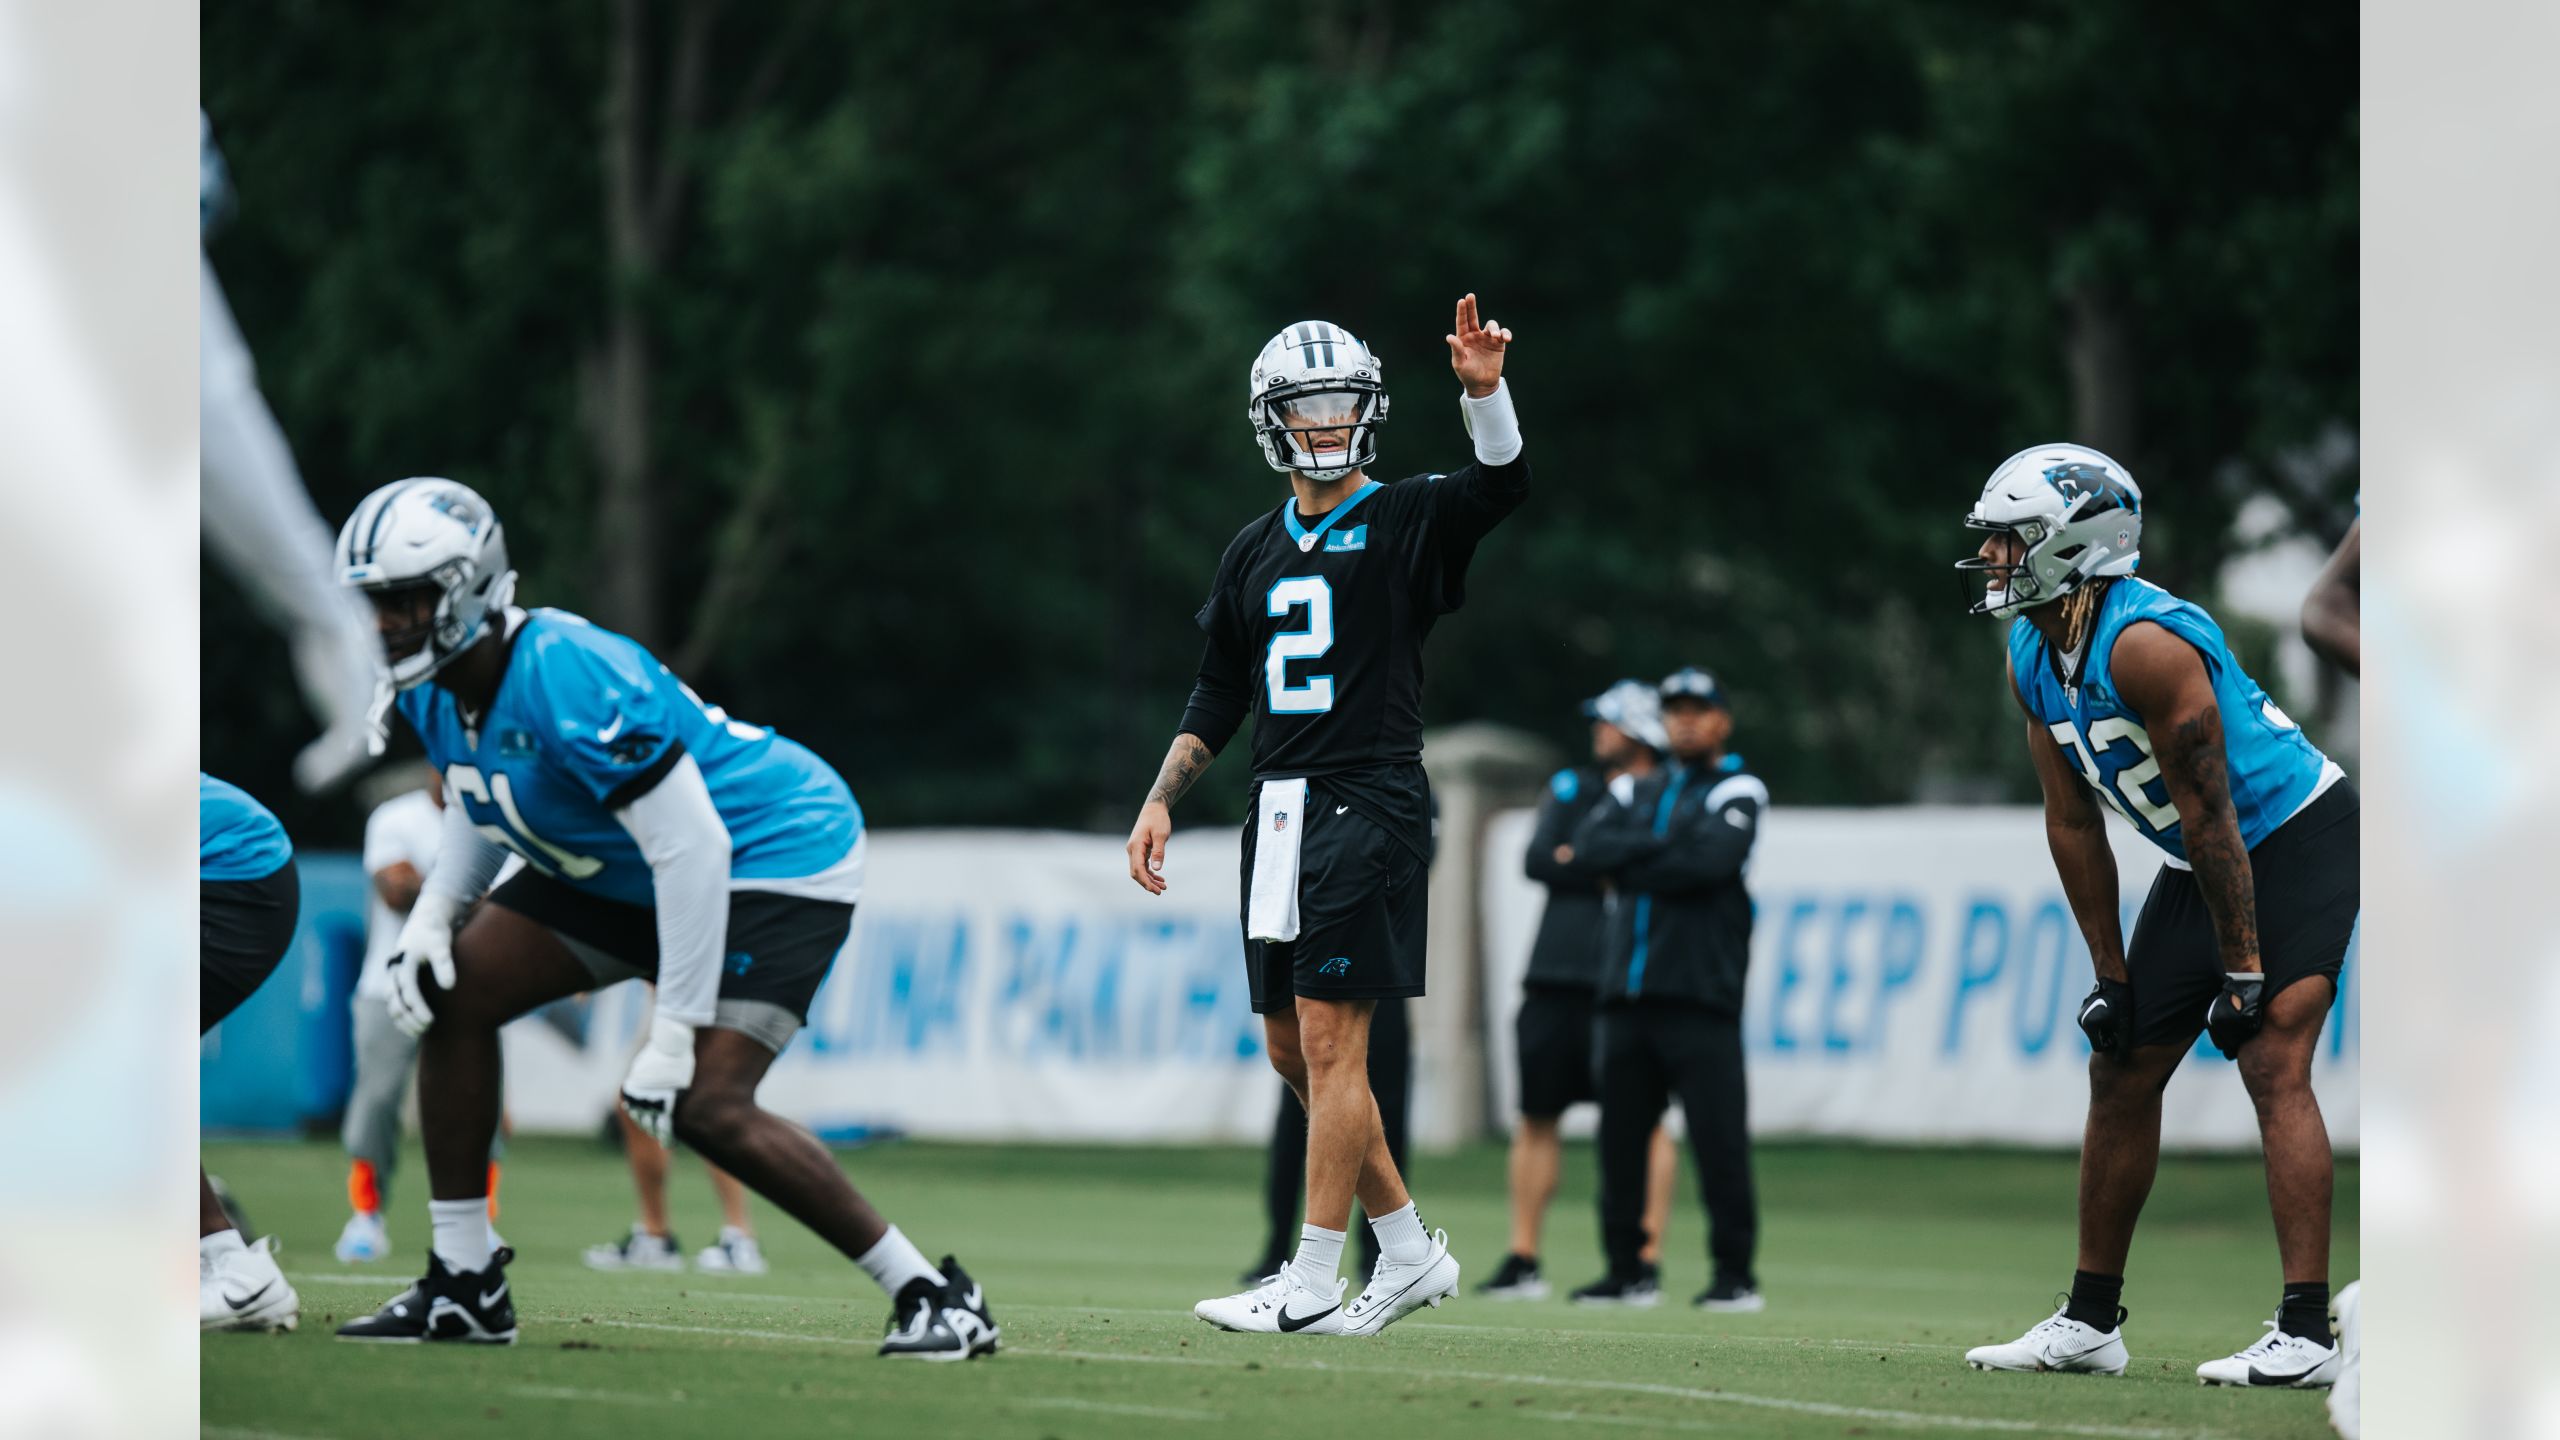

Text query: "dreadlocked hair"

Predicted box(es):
[2058, 578, 2114, 653]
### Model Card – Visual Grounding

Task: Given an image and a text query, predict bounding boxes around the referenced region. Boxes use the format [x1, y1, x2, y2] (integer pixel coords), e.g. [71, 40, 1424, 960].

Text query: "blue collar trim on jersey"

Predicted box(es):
[1284, 480, 1382, 548]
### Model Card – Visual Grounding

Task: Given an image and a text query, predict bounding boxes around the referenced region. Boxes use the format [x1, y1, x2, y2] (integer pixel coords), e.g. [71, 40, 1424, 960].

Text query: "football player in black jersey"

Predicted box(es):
[1127, 295, 1527, 1336]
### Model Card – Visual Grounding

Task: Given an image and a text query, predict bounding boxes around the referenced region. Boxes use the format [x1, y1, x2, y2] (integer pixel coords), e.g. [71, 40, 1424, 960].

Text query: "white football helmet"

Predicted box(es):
[334, 477, 516, 690]
[1958, 443, 2143, 619]
[1248, 321, 1388, 482]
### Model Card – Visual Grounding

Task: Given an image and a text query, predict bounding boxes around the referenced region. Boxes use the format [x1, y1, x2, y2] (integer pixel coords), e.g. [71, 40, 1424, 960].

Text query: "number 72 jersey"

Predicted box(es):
[2010, 578, 2340, 866]
[395, 608, 862, 906]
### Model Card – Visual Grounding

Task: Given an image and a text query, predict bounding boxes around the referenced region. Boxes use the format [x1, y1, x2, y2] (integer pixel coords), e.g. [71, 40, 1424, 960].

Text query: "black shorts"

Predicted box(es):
[202, 864, 301, 1033]
[1240, 800, 1428, 1015]
[1515, 984, 1599, 1118]
[2127, 780, 2359, 1050]
[489, 868, 853, 1045]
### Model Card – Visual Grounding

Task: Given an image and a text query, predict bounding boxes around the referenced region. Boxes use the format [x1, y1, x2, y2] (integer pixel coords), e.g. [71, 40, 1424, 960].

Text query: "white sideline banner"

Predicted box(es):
[1479, 805, 2359, 1151]
[502, 828, 1277, 1142]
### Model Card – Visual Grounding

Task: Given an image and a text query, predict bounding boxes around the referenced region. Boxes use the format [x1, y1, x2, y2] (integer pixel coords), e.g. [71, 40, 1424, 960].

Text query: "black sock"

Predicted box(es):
[2064, 1270, 2124, 1330]
[2278, 1282, 2331, 1341]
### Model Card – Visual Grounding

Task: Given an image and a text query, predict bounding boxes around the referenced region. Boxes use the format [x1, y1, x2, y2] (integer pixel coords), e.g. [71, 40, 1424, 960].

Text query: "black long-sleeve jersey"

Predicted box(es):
[1178, 457, 1529, 848]
[1179, 457, 1529, 769]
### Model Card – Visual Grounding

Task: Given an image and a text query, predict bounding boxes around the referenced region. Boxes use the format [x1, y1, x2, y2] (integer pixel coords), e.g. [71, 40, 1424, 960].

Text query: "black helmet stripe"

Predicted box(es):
[352, 479, 420, 567]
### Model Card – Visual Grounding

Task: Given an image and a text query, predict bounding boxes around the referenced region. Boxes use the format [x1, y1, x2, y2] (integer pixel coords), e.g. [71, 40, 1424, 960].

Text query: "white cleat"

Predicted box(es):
[335, 1211, 391, 1264]
[1341, 1228, 1460, 1337]
[2197, 1316, 2340, 1388]
[2327, 1282, 2360, 1437]
[695, 1228, 769, 1276]
[1964, 1305, 2128, 1375]
[1194, 1269, 1349, 1335]
[201, 1236, 300, 1333]
[583, 1225, 684, 1272]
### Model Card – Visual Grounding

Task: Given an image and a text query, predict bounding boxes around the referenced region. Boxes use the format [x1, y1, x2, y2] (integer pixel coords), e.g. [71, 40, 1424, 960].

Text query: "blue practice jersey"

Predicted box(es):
[395, 609, 861, 907]
[2010, 579, 2335, 865]
[200, 774, 292, 882]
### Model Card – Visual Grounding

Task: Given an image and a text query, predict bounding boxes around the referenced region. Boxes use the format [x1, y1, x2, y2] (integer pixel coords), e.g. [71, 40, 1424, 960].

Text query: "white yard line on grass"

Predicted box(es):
[204, 1427, 343, 1440]
[586, 1320, 2221, 1439]
[1015, 1396, 1221, 1421]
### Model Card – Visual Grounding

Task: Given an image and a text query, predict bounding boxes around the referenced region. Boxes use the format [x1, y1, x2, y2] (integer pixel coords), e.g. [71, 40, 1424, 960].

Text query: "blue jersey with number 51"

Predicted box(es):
[2009, 579, 2335, 865]
[395, 609, 861, 906]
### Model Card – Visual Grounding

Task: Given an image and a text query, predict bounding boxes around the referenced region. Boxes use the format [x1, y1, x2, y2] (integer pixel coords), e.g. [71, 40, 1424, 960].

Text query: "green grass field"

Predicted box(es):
[201, 1135, 2353, 1440]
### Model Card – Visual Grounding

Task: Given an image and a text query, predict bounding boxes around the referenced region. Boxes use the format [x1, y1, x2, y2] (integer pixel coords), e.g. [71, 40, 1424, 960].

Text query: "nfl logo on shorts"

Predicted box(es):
[1274, 810, 1289, 832]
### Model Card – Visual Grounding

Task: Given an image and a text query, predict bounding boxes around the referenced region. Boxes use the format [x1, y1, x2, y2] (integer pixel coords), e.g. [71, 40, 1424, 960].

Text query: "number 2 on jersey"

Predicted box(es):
[1265, 576, 1335, 714]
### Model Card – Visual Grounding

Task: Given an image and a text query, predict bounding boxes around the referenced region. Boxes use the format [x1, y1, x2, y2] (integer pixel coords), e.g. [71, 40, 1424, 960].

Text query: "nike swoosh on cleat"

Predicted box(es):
[479, 1283, 509, 1309]
[222, 1280, 275, 1311]
[2246, 1363, 2325, 1386]
[960, 1285, 983, 1310]
[2043, 1340, 2117, 1367]
[1275, 1304, 1339, 1333]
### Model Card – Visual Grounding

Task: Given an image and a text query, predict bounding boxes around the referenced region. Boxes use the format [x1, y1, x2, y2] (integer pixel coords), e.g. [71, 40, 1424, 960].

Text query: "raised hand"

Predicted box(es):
[1445, 292, 1512, 399]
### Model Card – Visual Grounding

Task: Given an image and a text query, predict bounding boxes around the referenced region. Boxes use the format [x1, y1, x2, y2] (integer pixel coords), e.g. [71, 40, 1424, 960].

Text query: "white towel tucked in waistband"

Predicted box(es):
[1246, 778, 1308, 942]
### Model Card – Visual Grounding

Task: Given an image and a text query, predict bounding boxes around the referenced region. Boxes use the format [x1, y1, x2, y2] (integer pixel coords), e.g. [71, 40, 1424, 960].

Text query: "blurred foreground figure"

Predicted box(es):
[327, 479, 993, 1359]
[201, 112, 384, 792]
[1956, 445, 2357, 1390]
[198, 775, 302, 1333]
[1128, 296, 1526, 1337]
[2301, 515, 2361, 1440]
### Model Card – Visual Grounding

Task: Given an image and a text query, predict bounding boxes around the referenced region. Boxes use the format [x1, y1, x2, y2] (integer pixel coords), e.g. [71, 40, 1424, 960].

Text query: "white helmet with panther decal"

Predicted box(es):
[1958, 443, 2143, 619]
[1248, 321, 1389, 483]
[334, 477, 516, 690]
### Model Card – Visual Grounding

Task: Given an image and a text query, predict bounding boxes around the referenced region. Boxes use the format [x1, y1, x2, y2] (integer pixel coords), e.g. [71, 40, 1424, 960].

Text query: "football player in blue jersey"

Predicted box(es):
[199, 775, 304, 1333]
[325, 478, 996, 1360]
[1954, 445, 2358, 1390]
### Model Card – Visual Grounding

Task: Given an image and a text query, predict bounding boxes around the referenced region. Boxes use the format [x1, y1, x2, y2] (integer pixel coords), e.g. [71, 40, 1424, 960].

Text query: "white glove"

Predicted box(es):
[1608, 772, 1638, 807]
[619, 1015, 697, 1147]
[385, 893, 462, 1038]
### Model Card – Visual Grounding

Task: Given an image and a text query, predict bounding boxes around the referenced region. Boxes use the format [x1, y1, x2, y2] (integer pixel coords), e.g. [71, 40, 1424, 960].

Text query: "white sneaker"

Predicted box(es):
[1964, 1304, 2128, 1375]
[335, 1212, 391, 1264]
[2327, 1282, 2360, 1437]
[695, 1227, 768, 1275]
[2198, 1315, 2340, 1388]
[201, 1236, 300, 1333]
[1341, 1229, 1461, 1336]
[1194, 1269, 1348, 1335]
[584, 1225, 684, 1272]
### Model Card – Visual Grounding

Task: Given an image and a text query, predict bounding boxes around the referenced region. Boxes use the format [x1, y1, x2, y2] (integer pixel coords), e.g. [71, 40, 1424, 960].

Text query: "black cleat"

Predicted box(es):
[1694, 1276, 1766, 1313]
[879, 1255, 999, 1361]
[1476, 1253, 1549, 1300]
[336, 1247, 519, 1344]
[1570, 1267, 1663, 1308]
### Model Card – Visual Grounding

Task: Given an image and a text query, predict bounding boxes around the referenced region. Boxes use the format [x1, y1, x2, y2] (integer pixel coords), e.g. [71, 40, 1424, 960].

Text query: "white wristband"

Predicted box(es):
[1459, 378, 1522, 466]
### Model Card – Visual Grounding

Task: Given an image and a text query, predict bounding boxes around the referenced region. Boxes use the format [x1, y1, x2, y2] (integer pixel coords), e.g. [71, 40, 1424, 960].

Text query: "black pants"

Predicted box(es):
[1256, 996, 1413, 1271]
[1597, 1001, 1756, 1284]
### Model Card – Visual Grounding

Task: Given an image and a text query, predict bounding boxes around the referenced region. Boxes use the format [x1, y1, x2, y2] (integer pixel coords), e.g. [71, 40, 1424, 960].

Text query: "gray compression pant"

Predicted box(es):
[342, 992, 503, 1194]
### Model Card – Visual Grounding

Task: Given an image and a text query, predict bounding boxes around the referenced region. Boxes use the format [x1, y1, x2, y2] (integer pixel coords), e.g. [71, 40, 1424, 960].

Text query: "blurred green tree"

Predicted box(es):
[204, 0, 2353, 844]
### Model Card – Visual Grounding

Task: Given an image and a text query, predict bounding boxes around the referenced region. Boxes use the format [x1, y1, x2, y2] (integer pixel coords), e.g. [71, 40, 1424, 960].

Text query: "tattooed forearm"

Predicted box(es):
[2164, 706, 2261, 971]
[1145, 733, 1215, 811]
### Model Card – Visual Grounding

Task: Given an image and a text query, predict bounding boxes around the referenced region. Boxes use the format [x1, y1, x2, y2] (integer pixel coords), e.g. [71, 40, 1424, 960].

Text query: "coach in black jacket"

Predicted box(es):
[1564, 667, 1766, 1312]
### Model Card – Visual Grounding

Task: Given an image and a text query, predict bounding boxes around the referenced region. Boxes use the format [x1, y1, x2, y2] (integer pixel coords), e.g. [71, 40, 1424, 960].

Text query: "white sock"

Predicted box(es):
[1289, 1223, 1346, 1292]
[430, 1197, 496, 1274]
[855, 1225, 946, 1297]
[200, 1228, 245, 1265]
[1371, 1201, 1431, 1265]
